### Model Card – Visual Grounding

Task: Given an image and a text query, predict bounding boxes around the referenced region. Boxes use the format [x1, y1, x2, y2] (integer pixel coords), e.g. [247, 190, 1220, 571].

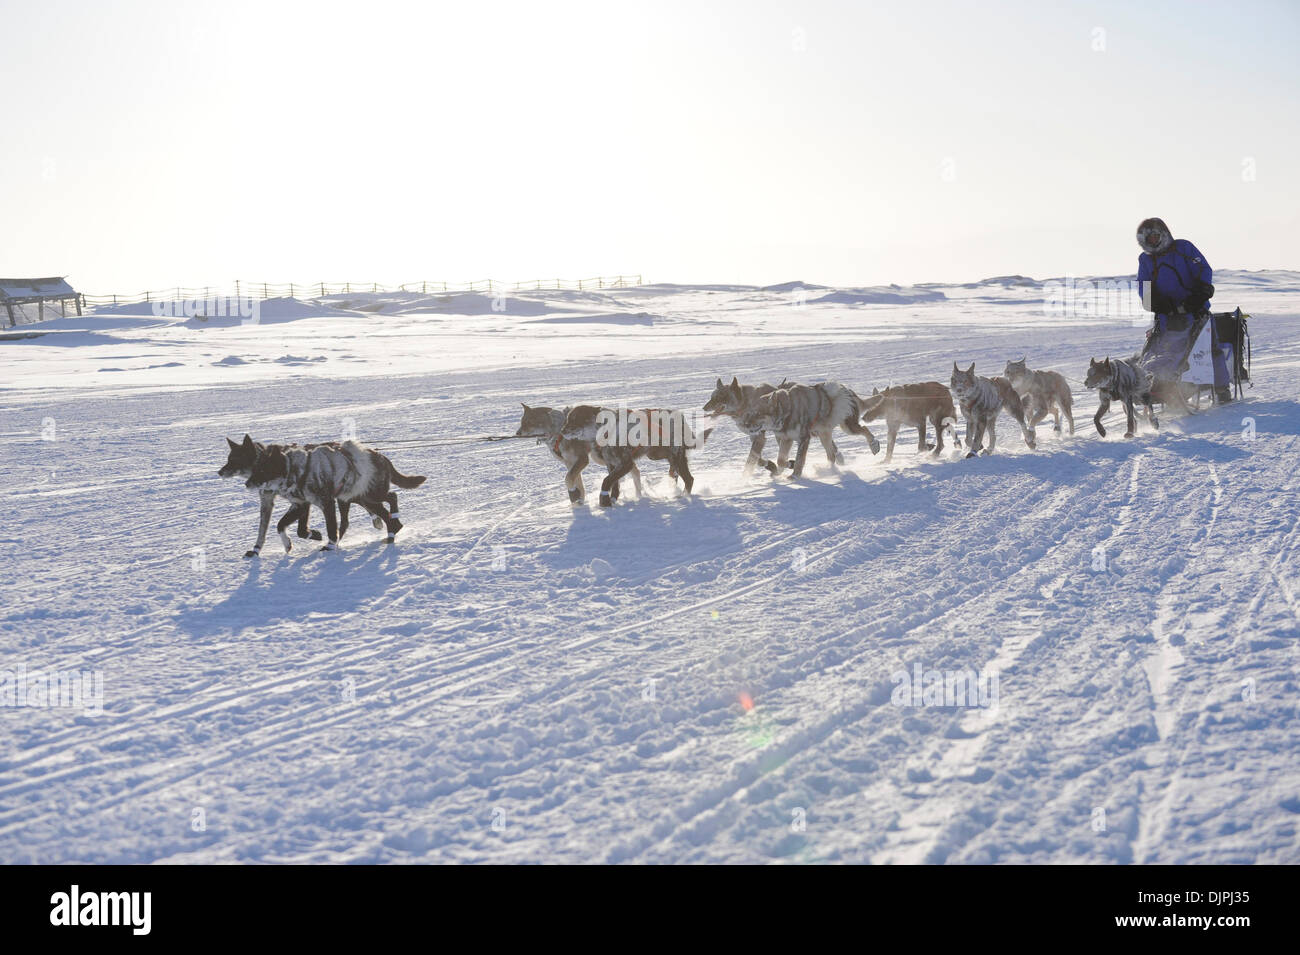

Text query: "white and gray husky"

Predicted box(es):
[1003, 357, 1075, 436]
[949, 363, 1037, 457]
[738, 381, 880, 477]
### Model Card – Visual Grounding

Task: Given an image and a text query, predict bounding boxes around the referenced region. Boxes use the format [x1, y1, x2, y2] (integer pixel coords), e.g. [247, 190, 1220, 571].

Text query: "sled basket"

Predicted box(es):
[1138, 306, 1251, 401]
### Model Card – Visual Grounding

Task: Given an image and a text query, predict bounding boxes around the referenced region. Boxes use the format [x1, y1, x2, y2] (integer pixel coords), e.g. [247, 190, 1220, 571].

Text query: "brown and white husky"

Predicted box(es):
[702, 376, 794, 474]
[560, 405, 709, 507]
[515, 403, 643, 504]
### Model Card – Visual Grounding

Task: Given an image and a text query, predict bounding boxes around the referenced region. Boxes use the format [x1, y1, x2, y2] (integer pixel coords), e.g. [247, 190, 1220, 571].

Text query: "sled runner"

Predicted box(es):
[1138, 306, 1251, 411]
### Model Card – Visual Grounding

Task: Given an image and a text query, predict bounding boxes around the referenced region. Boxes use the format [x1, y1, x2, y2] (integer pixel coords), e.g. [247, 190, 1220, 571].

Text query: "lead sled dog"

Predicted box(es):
[220, 435, 425, 555]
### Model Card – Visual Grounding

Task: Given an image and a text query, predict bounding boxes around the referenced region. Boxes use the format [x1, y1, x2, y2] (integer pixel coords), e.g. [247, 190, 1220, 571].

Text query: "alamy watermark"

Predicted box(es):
[151, 295, 261, 324]
[584, 407, 709, 449]
[1042, 276, 1146, 325]
[891, 662, 998, 709]
[0, 665, 104, 714]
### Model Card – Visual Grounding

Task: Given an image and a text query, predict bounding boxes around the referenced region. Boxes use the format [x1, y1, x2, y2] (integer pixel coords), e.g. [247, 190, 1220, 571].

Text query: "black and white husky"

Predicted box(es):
[219, 435, 425, 556]
[1084, 357, 1158, 438]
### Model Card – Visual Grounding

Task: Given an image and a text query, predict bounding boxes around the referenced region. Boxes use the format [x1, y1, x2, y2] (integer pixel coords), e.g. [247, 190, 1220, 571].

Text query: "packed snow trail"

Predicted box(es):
[1, 276, 1297, 863]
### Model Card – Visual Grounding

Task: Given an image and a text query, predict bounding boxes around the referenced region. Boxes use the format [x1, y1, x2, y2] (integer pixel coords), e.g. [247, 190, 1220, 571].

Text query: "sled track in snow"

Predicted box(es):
[608, 450, 1133, 862]
[0, 442, 1065, 842]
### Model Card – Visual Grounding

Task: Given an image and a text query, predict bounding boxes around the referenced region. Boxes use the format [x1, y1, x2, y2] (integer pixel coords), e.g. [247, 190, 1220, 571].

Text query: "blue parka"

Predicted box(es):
[1137, 238, 1213, 314]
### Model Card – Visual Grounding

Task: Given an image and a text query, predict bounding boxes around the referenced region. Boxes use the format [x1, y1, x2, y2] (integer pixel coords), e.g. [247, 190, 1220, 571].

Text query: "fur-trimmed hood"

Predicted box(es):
[1136, 217, 1174, 255]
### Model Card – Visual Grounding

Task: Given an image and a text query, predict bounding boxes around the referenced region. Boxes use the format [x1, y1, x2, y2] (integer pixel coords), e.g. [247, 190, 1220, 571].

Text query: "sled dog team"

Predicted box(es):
[216, 353, 1155, 552]
[514, 354, 1152, 508]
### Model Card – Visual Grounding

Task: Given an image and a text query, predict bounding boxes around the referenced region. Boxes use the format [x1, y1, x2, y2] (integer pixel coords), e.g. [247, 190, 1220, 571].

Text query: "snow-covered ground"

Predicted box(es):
[2, 271, 1298, 864]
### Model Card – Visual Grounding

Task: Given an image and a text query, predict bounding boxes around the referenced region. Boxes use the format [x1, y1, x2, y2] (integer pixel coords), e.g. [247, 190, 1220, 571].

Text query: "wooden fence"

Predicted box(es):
[79, 275, 645, 308]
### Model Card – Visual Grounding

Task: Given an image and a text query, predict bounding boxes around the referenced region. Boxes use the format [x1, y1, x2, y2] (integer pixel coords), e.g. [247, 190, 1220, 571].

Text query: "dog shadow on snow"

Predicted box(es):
[760, 468, 929, 525]
[174, 539, 402, 638]
[547, 469, 930, 580]
[549, 492, 747, 579]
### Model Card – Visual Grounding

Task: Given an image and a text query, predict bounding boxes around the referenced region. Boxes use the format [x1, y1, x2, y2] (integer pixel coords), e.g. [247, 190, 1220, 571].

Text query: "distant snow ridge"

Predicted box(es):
[964, 275, 1040, 288]
[812, 287, 948, 305]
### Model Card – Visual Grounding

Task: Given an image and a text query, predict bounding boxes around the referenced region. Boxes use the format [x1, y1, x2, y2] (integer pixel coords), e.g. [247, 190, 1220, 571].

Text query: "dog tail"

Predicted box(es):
[828, 384, 868, 435]
[827, 384, 881, 454]
[387, 459, 427, 489]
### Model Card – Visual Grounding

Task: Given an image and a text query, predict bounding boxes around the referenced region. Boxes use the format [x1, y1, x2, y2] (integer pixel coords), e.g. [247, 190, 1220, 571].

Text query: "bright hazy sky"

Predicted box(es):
[3, 0, 1298, 293]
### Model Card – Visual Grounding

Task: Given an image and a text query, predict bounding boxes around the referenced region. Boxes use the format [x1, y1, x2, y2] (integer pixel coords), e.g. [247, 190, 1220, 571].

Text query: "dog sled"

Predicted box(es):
[1138, 306, 1251, 412]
